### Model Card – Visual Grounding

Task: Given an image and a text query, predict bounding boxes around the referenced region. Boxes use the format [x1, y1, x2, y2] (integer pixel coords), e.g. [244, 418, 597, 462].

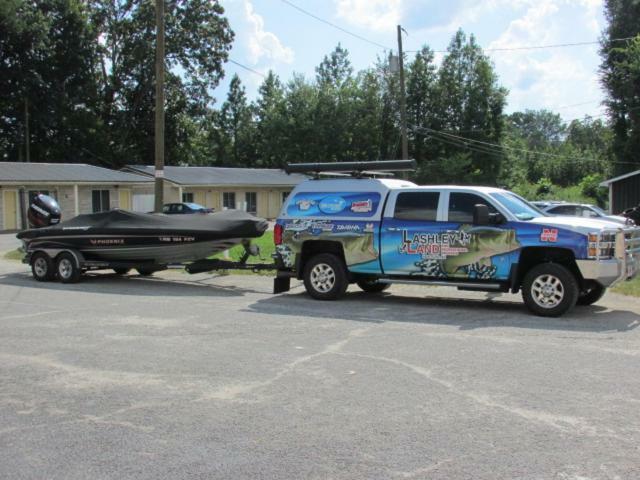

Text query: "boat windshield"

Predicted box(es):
[491, 192, 545, 221]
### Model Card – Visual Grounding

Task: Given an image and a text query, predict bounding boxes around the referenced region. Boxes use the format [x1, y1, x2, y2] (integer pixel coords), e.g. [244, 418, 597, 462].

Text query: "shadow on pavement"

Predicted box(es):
[247, 290, 640, 333]
[0, 271, 259, 297]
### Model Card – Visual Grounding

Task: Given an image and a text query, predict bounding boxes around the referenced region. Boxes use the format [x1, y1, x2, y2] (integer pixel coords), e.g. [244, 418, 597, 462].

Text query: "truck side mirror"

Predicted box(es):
[490, 212, 505, 225]
[473, 204, 489, 225]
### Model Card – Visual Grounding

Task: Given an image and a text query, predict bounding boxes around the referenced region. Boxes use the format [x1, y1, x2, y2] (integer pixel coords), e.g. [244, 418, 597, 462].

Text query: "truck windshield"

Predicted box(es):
[490, 192, 544, 221]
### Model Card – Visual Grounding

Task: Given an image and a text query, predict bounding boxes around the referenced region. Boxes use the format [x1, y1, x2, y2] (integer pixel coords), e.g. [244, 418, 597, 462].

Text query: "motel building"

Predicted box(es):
[0, 162, 306, 231]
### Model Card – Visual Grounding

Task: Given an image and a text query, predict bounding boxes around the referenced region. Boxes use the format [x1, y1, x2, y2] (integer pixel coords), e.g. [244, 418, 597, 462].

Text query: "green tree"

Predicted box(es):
[600, 0, 640, 174]
[254, 71, 287, 167]
[431, 30, 507, 184]
[0, 0, 101, 163]
[220, 75, 255, 166]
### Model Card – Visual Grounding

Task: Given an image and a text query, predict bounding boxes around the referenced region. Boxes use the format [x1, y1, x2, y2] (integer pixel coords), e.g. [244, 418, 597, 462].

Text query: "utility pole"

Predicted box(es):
[397, 25, 408, 161]
[24, 97, 30, 163]
[154, 0, 165, 212]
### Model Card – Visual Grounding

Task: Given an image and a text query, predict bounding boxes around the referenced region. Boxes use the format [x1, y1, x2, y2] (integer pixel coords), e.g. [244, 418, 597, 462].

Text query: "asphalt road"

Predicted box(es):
[1, 257, 640, 479]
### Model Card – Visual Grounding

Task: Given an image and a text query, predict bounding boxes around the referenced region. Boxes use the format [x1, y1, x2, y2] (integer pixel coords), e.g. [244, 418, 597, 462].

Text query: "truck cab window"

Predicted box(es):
[448, 192, 497, 223]
[394, 192, 440, 221]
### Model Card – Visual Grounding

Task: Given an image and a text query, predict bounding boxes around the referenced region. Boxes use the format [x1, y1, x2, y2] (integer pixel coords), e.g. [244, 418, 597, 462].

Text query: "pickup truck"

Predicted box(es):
[273, 177, 640, 317]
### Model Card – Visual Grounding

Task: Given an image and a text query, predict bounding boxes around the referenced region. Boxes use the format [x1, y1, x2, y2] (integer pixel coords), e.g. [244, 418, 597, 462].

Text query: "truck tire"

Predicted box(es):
[522, 263, 579, 317]
[356, 278, 390, 293]
[31, 252, 55, 281]
[136, 268, 155, 276]
[56, 252, 82, 284]
[577, 282, 606, 306]
[303, 253, 348, 300]
[113, 268, 130, 275]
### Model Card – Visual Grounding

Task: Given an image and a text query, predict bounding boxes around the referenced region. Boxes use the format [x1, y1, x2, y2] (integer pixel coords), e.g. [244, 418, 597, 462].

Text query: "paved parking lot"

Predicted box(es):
[1, 256, 640, 479]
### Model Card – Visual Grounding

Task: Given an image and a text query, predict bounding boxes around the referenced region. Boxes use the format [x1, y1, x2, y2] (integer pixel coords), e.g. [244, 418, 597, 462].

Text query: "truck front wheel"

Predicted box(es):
[577, 282, 606, 306]
[303, 253, 348, 300]
[522, 263, 579, 317]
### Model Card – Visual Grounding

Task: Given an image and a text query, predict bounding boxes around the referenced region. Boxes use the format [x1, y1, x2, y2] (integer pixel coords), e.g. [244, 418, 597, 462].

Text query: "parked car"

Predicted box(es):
[541, 202, 632, 225]
[530, 200, 565, 210]
[162, 202, 213, 214]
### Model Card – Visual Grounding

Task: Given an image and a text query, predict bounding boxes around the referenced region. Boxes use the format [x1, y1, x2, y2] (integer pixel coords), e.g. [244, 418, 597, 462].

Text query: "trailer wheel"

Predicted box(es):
[356, 278, 390, 293]
[113, 268, 130, 275]
[31, 252, 55, 282]
[522, 263, 578, 317]
[303, 253, 348, 300]
[577, 282, 606, 306]
[56, 252, 81, 283]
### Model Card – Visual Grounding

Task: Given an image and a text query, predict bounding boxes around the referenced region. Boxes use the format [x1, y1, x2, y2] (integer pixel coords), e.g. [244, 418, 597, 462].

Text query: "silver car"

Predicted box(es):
[541, 202, 633, 225]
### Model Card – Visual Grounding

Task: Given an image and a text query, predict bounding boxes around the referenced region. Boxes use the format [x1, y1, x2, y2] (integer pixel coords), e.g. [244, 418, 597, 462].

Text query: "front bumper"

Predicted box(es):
[577, 227, 640, 287]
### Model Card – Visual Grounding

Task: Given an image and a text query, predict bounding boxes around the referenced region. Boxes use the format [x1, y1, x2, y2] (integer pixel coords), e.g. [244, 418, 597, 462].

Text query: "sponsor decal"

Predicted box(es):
[540, 228, 558, 242]
[295, 199, 316, 211]
[350, 199, 372, 213]
[364, 223, 374, 233]
[318, 196, 347, 214]
[399, 230, 471, 259]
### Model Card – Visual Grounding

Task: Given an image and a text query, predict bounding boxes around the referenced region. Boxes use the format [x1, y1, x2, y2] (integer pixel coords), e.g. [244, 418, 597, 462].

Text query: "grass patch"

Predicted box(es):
[209, 231, 276, 275]
[3, 249, 23, 261]
[612, 276, 640, 297]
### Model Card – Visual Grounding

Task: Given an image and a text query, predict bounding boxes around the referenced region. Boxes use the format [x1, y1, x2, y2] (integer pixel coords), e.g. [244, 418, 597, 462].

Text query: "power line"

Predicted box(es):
[278, 0, 392, 50]
[406, 36, 637, 54]
[228, 59, 267, 78]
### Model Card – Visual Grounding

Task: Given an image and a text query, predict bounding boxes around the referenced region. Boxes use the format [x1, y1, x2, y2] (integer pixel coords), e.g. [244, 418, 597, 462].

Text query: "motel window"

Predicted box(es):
[92, 190, 110, 213]
[394, 192, 440, 222]
[223, 192, 236, 209]
[245, 192, 257, 214]
[182, 192, 194, 203]
[28, 190, 51, 204]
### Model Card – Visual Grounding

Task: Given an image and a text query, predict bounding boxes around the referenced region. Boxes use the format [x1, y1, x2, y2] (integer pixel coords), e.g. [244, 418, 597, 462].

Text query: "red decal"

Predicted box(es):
[541, 228, 558, 242]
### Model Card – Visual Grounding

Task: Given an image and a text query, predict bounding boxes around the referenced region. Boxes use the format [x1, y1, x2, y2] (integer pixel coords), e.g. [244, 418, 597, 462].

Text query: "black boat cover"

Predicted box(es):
[17, 209, 268, 240]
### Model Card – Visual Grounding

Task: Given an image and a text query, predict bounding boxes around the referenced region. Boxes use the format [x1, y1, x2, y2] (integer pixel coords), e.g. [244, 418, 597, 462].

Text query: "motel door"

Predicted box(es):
[2, 190, 18, 230]
[119, 189, 132, 210]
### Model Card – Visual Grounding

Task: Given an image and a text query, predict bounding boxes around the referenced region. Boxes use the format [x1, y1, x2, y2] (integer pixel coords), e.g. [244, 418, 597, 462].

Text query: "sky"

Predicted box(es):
[214, 0, 609, 121]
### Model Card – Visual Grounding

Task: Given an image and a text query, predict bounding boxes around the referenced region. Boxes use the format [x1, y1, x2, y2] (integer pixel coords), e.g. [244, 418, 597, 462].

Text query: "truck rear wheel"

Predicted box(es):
[577, 282, 606, 306]
[522, 263, 579, 317]
[356, 278, 390, 293]
[31, 252, 55, 282]
[303, 253, 348, 300]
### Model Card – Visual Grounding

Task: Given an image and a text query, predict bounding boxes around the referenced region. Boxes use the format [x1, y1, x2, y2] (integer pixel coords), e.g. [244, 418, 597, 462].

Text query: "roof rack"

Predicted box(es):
[285, 160, 416, 178]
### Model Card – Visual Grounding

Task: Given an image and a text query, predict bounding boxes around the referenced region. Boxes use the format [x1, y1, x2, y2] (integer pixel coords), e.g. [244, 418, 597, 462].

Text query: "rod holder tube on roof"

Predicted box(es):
[285, 160, 416, 176]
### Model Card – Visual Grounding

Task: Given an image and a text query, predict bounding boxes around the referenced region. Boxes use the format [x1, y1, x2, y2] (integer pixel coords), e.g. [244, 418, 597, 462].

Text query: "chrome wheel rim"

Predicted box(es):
[310, 263, 336, 293]
[33, 257, 48, 277]
[58, 258, 73, 280]
[532, 274, 564, 309]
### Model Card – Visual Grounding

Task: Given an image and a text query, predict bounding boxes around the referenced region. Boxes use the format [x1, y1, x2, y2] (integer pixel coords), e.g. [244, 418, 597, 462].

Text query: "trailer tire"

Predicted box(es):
[31, 252, 55, 282]
[522, 263, 578, 317]
[303, 253, 348, 300]
[56, 252, 81, 283]
[356, 278, 390, 293]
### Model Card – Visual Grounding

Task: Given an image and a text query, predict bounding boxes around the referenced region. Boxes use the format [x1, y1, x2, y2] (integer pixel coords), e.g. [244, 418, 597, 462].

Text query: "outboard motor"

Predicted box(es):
[28, 194, 61, 228]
